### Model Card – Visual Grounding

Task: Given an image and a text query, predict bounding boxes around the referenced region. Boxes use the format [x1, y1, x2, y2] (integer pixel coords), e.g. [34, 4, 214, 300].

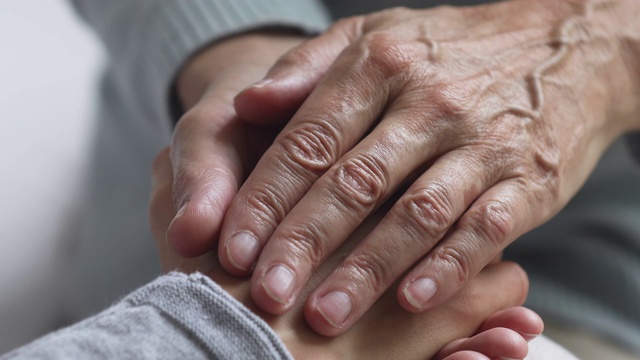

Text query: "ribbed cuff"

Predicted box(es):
[138, 0, 331, 128]
[126, 272, 292, 360]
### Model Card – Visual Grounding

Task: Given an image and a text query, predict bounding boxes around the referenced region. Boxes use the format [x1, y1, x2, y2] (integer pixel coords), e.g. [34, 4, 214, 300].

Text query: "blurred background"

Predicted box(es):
[0, 0, 103, 352]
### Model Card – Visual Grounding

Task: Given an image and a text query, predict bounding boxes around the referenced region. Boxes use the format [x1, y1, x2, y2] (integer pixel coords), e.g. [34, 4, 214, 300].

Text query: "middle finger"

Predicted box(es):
[218, 40, 391, 279]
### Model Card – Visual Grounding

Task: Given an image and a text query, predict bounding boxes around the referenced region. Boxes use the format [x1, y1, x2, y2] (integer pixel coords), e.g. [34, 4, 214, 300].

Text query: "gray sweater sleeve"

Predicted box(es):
[69, 0, 331, 127]
[625, 132, 640, 165]
[2, 272, 292, 360]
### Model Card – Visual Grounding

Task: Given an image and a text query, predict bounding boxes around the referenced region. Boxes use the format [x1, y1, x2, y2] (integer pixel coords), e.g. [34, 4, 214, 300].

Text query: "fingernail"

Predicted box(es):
[317, 291, 353, 328]
[226, 232, 260, 271]
[250, 78, 273, 89]
[262, 264, 295, 304]
[404, 278, 437, 310]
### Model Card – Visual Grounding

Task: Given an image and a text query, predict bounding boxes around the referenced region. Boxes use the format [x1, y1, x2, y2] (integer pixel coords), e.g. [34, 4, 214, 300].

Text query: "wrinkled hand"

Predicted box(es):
[164, 31, 304, 257]
[221, 0, 640, 334]
[149, 147, 542, 360]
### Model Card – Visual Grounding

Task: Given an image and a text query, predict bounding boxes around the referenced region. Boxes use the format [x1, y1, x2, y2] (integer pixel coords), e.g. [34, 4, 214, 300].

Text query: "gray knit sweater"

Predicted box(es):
[1, 273, 292, 360]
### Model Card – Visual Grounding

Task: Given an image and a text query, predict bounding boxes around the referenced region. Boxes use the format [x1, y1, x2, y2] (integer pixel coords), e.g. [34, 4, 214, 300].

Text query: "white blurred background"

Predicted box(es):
[0, 0, 104, 352]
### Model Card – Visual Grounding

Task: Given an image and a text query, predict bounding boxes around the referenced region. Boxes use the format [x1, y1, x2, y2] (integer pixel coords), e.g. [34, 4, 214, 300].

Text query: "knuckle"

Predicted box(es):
[400, 183, 455, 242]
[171, 164, 230, 212]
[360, 32, 415, 79]
[173, 106, 226, 138]
[329, 16, 364, 37]
[428, 83, 469, 120]
[278, 45, 316, 70]
[433, 245, 471, 285]
[464, 200, 514, 248]
[343, 251, 393, 294]
[280, 121, 340, 173]
[279, 225, 327, 267]
[332, 153, 388, 212]
[245, 187, 289, 228]
[172, 110, 195, 138]
[171, 165, 197, 206]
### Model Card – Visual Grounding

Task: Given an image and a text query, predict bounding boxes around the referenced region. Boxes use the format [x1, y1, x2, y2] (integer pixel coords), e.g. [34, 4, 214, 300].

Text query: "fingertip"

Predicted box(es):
[398, 277, 439, 312]
[456, 328, 527, 360]
[217, 231, 259, 276]
[250, 264, 298, 315]
[397, 287, 423, 313]
[514, 307, 544, 342]
[303, 293, 348, 337]
[478, 306, 544, 342]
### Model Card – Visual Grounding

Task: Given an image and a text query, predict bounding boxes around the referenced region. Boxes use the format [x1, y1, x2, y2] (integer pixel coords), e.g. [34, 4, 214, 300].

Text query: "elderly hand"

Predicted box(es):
[149, 147, 542, 360]
[220, 0, 640, 334]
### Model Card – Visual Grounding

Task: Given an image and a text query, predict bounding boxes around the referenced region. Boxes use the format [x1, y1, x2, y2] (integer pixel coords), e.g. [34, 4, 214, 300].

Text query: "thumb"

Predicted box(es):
[166, 99, 245, 258]
[234, 17, 364, 126]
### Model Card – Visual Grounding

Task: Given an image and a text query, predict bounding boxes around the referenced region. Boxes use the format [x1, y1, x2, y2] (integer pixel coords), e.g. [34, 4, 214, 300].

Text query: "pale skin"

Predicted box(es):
[165, 0, 640, 337]
[151, 147, 543, 360]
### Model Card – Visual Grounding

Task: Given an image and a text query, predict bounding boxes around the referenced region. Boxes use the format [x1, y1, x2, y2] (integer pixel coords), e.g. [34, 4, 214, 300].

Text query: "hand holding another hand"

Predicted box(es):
[150, 148, 542, 360]
[221, 0, 640, 335]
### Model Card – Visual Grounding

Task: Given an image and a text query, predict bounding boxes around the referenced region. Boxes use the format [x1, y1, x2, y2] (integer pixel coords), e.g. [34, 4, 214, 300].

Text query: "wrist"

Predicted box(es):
[177, 31, 306, 110]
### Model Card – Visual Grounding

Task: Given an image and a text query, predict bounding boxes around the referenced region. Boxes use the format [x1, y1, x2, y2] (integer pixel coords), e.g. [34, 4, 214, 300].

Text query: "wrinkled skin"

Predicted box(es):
[163, 0, 639, 337]
[207, 0, 640, 335]
[164, 31, 301, 257]
[150, 147, 542, 360]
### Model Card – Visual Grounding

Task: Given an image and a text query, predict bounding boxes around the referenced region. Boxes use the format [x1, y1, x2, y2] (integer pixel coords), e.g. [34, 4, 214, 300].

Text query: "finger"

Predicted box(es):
[437, 307, 542, 360]
[477, 307, 544, 342]
[149, 147, 218, 273]
[234, 17, 364, 125]
[399, 180, 536, 312]
[432, 263, 530, 360]
[219, 36, 397, 282]
[166, 93, 245, 257]
[438, 328, 527, 360]
[327, 261, 529, 359]
[299, 149, 499, 333]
